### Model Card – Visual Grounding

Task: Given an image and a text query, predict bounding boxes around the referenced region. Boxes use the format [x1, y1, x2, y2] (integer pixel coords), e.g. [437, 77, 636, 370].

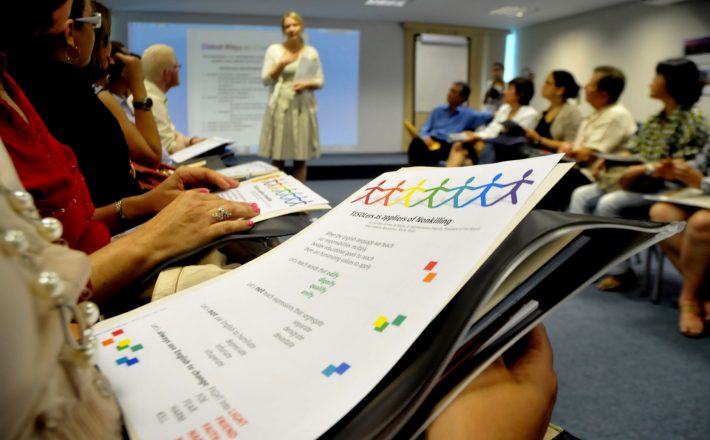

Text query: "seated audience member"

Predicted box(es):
[91, 4, 165, 169]
[447, 77, 539, 167]
[560, 65, 637, 165]
[525, 70, 583, 151]
[101, 42, 170, 167]
[649, 140, 710, 337]
[408, 81, 491, 166]
[0, 0, 259, 303]
[142, 43, 204, 154]
[482, 61, 505, 113]
[534, 66, 637, 210]
[8, 0, 145, 207]
[569, 59, 708, 290]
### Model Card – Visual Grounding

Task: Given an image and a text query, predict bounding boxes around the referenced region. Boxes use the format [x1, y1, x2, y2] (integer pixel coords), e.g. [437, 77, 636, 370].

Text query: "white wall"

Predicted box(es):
[516, 0, 710, 121]
[111, 11, 404, 153]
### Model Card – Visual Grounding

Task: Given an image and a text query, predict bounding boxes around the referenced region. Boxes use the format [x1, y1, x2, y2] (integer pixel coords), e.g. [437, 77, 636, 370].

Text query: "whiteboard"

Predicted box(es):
[415, 34, 469, 112]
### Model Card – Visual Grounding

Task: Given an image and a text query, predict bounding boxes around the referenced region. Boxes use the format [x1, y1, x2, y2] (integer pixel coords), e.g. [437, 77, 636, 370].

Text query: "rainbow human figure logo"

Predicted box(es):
[262, 176, 316, 207]
[101, 329, 144, 367]
[350, 169, 535, 208]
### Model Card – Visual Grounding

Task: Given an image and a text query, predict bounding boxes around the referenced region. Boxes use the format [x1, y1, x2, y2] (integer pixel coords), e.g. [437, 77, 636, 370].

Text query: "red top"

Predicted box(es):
[1, 73, 110, 254]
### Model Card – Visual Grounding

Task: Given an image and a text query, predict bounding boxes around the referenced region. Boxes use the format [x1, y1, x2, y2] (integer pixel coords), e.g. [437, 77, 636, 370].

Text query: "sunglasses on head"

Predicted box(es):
[75, 12, 102, 29]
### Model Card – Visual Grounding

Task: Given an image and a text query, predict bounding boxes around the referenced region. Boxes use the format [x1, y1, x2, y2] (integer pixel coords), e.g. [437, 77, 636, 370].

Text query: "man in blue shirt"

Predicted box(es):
[408, 82, 492, 166]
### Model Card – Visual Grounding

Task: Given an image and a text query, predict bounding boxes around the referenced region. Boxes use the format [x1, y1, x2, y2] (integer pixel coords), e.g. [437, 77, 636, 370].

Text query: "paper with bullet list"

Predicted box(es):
[95, 155, 564, 439]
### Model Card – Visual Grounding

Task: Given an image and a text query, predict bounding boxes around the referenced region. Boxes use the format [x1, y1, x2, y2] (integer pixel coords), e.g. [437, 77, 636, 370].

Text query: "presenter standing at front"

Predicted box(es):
[259, 12, 324, 183]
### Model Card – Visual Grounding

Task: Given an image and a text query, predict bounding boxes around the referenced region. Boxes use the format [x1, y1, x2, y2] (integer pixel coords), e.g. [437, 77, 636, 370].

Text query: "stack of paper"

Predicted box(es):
[216, 172, 330, 222]
[215, 161, 279, 181]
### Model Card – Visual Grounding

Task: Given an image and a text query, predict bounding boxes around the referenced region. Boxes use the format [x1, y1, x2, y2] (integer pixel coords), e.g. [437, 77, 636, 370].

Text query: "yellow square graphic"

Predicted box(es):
[373, 316, 388, 327]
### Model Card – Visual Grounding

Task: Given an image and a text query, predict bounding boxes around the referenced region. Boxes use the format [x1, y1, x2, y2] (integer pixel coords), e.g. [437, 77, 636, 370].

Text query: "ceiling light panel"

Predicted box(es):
[489, 5, 533, 18]
[365, 0, 409, 7]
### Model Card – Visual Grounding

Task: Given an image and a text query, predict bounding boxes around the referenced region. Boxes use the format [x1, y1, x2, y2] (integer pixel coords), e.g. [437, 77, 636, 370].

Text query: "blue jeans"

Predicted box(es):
[568, 183, 652, 217]
[568, 183, 654, 275]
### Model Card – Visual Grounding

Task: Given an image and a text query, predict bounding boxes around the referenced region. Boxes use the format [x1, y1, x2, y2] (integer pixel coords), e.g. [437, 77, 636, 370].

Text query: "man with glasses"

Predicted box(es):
[141, 44, 203, 154]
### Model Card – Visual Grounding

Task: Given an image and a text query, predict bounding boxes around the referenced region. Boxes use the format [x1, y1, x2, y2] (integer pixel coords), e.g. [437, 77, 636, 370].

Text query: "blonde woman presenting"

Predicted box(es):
[259, 11, 324, 183]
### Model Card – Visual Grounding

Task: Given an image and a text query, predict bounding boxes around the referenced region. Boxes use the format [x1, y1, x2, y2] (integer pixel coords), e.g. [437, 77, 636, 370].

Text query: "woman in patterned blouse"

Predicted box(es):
[569, 58, 708, 291]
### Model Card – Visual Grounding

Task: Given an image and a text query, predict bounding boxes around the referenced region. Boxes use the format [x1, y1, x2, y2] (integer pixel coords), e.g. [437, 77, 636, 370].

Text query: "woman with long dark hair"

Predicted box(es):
[525, 70, 583, 151]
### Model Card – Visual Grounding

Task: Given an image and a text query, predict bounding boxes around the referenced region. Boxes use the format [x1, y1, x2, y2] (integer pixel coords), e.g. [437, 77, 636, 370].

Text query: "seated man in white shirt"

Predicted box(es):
[561, 65, 637, 165]
[563, 65, 638, 211]
[537, 66, 637, 211]
[141, 44, 204, 155]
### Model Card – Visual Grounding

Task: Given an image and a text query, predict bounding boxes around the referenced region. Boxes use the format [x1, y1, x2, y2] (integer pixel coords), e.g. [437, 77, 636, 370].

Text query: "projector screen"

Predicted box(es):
[128, 22, 359, 153]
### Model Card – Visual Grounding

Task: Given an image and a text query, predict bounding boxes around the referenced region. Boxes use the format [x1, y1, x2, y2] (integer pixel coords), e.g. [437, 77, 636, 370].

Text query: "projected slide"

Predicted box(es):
[128, 23, 359, 152]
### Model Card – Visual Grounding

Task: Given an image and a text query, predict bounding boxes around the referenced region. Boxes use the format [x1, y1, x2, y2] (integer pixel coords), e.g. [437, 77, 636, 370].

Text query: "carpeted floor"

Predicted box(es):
[546, 262, 710, 440]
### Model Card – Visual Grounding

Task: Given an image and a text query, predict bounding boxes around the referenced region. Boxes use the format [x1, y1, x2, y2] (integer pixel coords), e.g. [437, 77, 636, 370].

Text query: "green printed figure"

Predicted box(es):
[410, 178, 452, 208]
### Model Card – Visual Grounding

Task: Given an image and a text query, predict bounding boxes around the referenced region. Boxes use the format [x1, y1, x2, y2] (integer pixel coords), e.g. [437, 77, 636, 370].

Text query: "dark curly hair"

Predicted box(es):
[656, 58, 703, 108]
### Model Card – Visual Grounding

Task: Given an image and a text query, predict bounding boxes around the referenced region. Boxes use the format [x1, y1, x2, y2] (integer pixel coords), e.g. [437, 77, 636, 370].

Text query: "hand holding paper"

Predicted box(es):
[216, 172, 330, 222]
[428, 325, 556, 440]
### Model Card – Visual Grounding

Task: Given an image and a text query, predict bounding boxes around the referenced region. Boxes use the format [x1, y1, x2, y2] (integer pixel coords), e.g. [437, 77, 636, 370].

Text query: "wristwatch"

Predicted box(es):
[132, 97, 153, 111]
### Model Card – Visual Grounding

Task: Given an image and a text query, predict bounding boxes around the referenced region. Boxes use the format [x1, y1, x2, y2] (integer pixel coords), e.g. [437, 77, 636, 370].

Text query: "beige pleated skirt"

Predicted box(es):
[259, 73, 320, 161]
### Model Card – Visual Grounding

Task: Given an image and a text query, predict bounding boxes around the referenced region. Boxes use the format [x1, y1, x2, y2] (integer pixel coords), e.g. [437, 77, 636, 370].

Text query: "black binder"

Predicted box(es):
[323, 210, 681, 439]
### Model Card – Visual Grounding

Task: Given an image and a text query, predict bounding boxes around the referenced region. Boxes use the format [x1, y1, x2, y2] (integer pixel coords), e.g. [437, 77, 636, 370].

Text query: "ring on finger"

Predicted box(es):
[211, 207, 232, 222]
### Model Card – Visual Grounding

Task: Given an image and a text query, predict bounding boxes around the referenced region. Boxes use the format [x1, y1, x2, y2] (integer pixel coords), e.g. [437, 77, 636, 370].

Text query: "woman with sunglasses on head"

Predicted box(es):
[0, 0, 259, 303]
[8, 0, 141, 209]
[9, 0, 240, 232]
